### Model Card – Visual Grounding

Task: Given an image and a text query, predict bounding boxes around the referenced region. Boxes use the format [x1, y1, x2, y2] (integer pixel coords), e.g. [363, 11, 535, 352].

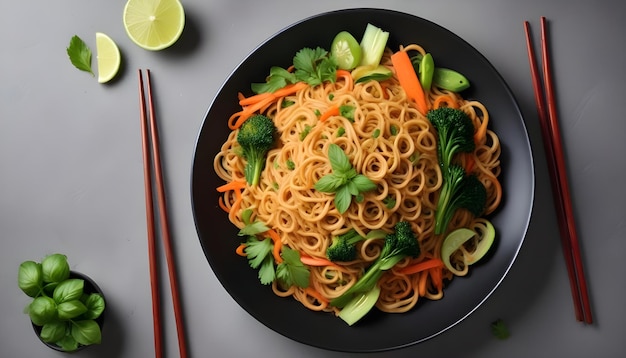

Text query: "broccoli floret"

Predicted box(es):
[434, 164, 487, 235]
[236, 114, 278, 186]
[326, 229, 365, 262]
[331, 221, 420, 309]
[427, 107, 475, 172]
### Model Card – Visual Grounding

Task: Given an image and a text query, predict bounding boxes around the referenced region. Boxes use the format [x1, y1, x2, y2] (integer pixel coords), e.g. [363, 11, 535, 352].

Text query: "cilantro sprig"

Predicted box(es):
[238, 209, 310, 287]
[251, 46, 337, 94]
[314, 144, 377, 214]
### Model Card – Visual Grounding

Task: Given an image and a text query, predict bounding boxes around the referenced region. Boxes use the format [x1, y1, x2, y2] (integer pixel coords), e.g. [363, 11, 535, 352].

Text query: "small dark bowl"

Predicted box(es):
[32, 271, 106, 352]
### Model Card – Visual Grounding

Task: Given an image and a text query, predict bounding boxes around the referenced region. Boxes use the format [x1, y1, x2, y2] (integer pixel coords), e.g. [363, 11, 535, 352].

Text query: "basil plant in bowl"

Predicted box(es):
[18, 253, 106, 352]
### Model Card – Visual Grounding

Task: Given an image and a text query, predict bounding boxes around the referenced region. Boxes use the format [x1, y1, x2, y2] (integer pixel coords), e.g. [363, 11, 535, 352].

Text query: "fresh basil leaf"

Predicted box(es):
[41, 254, 70, 283]
[71, 319, 101, 345]
[314, 174, 345, 193]
[42, 282, 59, 297]
[57, 300, 88, 320]
[40, 321, 68, 343]
[334, 185, 352, 214]
[346, 180, 359, 196]
[18, 261, 43, 297]
[66, 35, 94, 76]
[327, 144, 352, 174]
[29, 296, 57, 326]
[53, 279, 84, 303]
[352, 174, 377, 192]
[81, 293, 105, 320]
[56, 335, 79, 352]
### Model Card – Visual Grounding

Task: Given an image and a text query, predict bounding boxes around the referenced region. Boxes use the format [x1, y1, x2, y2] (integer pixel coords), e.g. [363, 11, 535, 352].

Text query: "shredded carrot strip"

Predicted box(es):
[433, 95, 459, 109]
[335, 69, 354, 88]
[217, 196, 230, 213]
[305, 287, 329, 304]
[271, 82, 307, 98]
[398, 258, 444, 275]
[391, 50, 429, 116]
[230, 82, 307, 130]
[465, 152, 476, 173]
[266, 229, 283, 264]
[238, 92, 273, 106]
[380, 82, 389, 99]
[429, 266, 443, 291]
[217, 180, 247, 193]
[473, 115, 490, 143]
[418, 271, 429, 297]
[300, 254, 341, 269]
[319, 105, 340, 122]
[228, 95, 276, 130]
[235, 243, 247, 257]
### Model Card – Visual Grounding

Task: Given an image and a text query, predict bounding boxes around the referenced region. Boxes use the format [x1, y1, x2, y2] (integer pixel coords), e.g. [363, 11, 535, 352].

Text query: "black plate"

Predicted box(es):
[191, 8, 534, 352]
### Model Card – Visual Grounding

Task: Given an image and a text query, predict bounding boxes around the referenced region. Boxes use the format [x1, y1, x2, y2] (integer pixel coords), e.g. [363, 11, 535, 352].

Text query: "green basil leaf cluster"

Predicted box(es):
[314, 144, 377, 213]
[17, 254, 105, 351]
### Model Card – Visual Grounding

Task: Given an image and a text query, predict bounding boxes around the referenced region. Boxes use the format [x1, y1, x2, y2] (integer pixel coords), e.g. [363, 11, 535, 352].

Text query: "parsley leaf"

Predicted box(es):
[66, 35, 94, 76]
[244, 236, 276, 285]
[276, 247, 310, 288]
[293, 47, 337, 87]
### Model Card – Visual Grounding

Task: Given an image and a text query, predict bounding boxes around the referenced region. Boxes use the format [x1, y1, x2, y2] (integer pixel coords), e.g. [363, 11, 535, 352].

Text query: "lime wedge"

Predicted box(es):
[123, 0, 185, 51]
[95, 32, 121, 83]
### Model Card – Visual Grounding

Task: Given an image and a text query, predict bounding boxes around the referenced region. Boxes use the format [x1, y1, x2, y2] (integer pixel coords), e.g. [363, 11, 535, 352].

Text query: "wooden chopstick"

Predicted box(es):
[523, 18, 593, 324]
[138, 69, 189, 356]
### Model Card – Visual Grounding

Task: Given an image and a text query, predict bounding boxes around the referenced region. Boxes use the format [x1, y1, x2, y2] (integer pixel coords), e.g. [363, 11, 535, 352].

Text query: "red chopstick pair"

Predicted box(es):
[523, 18, 592, 324]
[138, 69, 189, 356]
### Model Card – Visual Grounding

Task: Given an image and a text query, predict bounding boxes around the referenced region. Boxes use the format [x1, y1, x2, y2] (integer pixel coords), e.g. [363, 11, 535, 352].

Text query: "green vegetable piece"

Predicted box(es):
[352, 65, 393, 84]
[338, 285, 381, 326]
[434, 165, 487, 235]
[40, 321, 68, 343]
[67, 35, 94, 76]
[491, 319, 510, 339]
[331, 221, 420, 308]
[359, 23, 389, 67]
[57, 300, 88, 320]
[331, 31, 362, 70]
[427, 107, 475, 172]
[236, 114, 278, 186]
[82, 293, 106, 320]
[71, 319, 102, 345]
[326, 229, 366, 262]
[41, 253, 70, 283]
[29, 296, 57, 326]
[419, 53, 435, 92]
[18, 260, 43, 297]
[441, 227, 476, 273]
[433, 68, 470, 92]
[53, 278, 84, 304]
[464, 220, 495, 265]
[251, 66, 297, 94]
[276, 247, 310, 288]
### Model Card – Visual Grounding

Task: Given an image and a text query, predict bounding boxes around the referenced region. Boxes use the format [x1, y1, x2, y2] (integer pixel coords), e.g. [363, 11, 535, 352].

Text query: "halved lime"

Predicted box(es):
[123, 0, 185, 51]
[95, 32, 121, 83]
